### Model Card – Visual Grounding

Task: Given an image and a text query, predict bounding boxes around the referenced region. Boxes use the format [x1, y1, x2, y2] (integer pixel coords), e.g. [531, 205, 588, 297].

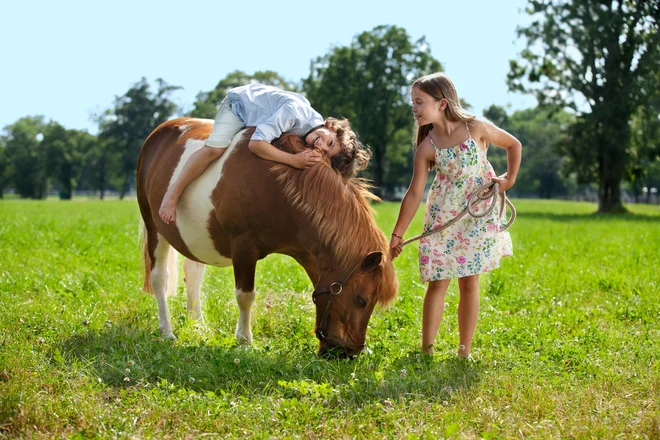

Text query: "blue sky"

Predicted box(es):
[1, 0, 536, 134]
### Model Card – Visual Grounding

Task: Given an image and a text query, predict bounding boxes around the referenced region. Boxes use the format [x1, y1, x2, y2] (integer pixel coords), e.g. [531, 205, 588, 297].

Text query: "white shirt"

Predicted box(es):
[227, 84, 324, 143]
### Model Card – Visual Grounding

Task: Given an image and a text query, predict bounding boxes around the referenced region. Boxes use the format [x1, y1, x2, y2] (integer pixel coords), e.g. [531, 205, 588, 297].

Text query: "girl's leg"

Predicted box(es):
[159, 146, 226, 224]
[457, 274, 480, 358]
[422, 279, 451, 354]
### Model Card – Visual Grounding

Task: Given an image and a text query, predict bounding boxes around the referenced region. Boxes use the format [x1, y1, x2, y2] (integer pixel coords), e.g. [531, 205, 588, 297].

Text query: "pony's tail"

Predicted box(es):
[140, 219, 179, 297]
[140, 219, 154, 294]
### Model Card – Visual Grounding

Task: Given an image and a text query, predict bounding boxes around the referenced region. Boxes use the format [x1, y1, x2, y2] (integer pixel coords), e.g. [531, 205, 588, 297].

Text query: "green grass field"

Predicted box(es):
[0, 198, 658, 438]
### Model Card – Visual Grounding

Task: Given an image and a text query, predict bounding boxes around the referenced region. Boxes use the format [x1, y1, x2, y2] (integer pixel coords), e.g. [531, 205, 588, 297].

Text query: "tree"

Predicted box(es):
[485, 105, 574, 199]
[41, 123, 96, 199]
[627, 93, 660, 202]
[1, 116, 49, 199]
[0, 137, 10, 198]
[78, 137, 119, 200]
[98, 78, 180, 199]
[303, 25, 442, 194]
[508, 0, 660, 212]
[191, 70, 296, 119]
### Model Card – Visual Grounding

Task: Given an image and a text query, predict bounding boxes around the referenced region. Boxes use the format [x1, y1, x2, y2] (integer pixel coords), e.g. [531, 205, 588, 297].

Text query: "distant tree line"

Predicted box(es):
[1, 3, 659, 212]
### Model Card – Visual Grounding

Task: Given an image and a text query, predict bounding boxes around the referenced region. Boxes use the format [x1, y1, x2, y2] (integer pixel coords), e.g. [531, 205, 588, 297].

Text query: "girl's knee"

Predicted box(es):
[427, 280, 450, 296]
[458, 275, 479, 289]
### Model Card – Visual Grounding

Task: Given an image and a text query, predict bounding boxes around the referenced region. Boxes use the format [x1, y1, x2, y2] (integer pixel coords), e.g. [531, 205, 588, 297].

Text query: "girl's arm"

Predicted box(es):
[390, 140, 435, 259]
[248, 140, 321, 169]
[475, 119, 522, 192]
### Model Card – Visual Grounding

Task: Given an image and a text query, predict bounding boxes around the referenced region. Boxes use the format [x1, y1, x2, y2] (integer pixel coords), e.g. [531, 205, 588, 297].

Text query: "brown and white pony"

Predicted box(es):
[137, 118, 398, 357]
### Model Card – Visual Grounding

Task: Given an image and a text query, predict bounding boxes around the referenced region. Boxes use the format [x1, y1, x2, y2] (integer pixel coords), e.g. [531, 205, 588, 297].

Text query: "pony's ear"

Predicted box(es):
[361, 251, 383, 272]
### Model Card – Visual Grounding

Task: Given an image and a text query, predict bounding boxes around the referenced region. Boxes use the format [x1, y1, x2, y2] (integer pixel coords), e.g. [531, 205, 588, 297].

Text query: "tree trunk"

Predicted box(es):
[60, 184, 72, 200]
[119, 173, 131, 200]
[594, 96, 631, 213]
[598, 175, 625, 213]
[99, 154, 106, 200]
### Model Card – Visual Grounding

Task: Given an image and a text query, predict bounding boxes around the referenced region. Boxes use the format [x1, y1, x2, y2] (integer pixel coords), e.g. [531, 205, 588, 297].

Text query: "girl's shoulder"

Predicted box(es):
[467, 118, 491, 135]
[417, 135, 436, 152]
[468, 118, 496, 148]
[415, 136, 437, 161]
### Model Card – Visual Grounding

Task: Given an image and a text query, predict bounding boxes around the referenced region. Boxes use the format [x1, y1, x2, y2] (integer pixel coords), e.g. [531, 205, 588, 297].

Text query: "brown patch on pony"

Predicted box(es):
[273, 134, 397, 305]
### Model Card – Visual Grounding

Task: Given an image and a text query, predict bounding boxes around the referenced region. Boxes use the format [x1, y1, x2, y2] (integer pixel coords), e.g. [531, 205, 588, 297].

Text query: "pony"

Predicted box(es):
[136, 118, 398, 357]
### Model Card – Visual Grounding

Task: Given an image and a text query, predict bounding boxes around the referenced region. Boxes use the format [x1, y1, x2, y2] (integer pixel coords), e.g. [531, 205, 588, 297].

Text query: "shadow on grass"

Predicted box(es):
[57, 324, 483, 405]
[517, 211, 659, 223]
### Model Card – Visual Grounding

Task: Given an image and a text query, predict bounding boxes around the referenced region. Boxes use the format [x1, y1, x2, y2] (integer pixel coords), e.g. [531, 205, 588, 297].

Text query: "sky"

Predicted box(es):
[1, 0, 537, 135]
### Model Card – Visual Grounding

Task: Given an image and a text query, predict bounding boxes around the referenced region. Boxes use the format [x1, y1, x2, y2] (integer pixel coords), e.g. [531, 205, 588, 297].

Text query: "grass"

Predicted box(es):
[0, 198, 659, 438]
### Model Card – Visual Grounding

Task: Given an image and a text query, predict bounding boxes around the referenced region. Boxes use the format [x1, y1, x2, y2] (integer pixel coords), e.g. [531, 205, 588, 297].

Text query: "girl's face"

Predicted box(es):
[305, 127, 341, 158]
[411, 86, 445, 125]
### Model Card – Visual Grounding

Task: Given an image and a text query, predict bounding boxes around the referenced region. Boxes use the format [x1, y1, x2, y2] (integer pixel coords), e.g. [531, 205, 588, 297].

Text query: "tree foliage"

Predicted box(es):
[508, 0, 660, 212]
[303, 25, 442, 193]
[485, 105, 574, 198]
[41, 123, 96, 199]
[1, 116, 49, 199]
[98, 78, 181, 198]
[190, 70, 296, 119]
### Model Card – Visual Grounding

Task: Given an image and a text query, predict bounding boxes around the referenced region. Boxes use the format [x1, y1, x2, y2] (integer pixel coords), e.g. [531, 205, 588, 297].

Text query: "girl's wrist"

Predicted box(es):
[391, 232, 403, 240]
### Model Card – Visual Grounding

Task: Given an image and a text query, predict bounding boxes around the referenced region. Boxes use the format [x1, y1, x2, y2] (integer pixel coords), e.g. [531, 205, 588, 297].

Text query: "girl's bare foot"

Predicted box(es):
[159, 193, 178, 224]
[457, 344, 472, 359]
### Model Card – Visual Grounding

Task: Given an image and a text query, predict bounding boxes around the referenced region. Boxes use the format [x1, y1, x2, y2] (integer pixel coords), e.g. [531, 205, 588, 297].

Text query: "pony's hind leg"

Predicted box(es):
[183, 258, 206, 322]
[151, 234, 179, 339]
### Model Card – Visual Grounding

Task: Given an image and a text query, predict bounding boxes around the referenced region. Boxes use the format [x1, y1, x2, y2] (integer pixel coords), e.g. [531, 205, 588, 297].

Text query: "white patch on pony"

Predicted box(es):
[178, 125, 190, 134]
[235, 288, 255, 344]
[171, 129, 247, 267]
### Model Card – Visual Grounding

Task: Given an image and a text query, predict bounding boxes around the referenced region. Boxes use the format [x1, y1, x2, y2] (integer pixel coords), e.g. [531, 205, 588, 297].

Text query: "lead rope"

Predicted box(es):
[400, 182, 516, 248]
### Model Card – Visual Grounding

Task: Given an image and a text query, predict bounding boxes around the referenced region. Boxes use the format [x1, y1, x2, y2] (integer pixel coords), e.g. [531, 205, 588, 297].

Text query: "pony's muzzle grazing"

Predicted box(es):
[318, 337, 365, 359]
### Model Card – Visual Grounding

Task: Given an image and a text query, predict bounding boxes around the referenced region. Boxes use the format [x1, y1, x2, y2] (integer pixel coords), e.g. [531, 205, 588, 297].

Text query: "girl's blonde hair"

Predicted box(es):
[411, 72, 476, 148]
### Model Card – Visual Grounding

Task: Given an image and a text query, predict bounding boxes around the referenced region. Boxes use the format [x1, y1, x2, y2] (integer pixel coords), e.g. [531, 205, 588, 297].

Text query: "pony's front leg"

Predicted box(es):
[231, 245, 259, 345]
[183, 258, 206, 322]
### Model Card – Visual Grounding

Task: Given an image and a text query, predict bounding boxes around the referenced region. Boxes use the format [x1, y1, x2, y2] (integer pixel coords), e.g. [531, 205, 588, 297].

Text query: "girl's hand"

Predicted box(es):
[491, 173, 515, 193]
[389, 235, 403, 260]
[291, 150, 322, 169]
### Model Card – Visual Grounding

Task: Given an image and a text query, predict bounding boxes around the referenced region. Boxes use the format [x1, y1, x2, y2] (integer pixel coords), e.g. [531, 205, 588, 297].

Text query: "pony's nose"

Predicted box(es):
[319, 343, 358, 359]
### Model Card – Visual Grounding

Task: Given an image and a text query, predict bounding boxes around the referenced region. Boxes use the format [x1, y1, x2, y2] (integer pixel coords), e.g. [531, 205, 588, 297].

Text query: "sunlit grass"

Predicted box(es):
[0, 199, 658, 438]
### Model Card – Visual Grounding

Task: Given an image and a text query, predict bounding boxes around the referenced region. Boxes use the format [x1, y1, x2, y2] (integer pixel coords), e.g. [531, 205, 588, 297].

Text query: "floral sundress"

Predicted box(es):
[419, 125, 513, 282]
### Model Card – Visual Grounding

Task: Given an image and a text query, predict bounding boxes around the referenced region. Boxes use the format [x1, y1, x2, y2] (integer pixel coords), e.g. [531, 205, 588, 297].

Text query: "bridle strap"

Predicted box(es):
[312, 261, 362, 341]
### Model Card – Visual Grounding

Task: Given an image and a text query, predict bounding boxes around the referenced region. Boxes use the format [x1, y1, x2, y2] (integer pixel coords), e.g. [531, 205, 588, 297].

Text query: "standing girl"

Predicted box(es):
[390, 73, 521, 358]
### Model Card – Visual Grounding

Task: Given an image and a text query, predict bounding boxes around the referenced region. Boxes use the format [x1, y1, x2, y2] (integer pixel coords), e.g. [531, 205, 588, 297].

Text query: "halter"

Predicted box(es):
[311, 260, 363, 344]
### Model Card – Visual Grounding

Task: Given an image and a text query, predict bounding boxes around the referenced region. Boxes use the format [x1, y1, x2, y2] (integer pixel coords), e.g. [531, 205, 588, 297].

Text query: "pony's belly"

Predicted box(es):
[172, 135, 243, 268]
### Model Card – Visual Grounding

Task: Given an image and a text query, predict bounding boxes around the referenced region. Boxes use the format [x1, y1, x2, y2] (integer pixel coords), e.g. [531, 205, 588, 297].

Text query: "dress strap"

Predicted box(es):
[427, 134, 438, 149]
[465, 122, 471, 140]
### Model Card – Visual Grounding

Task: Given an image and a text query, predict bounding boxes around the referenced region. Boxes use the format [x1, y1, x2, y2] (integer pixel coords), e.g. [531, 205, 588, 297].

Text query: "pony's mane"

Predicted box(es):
[272, 134, 397, 305]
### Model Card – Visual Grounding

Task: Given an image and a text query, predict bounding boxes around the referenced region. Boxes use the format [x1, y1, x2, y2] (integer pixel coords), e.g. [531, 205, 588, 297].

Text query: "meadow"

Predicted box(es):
[0, 198, 658, 438]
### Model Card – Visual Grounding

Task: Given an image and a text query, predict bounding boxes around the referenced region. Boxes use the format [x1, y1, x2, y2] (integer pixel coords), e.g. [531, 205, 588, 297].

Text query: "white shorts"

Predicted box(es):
[204, 98, 245, 148]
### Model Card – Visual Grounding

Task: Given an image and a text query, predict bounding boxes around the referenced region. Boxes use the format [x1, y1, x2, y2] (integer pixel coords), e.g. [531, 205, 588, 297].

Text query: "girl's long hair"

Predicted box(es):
[412, 73, 476, 148]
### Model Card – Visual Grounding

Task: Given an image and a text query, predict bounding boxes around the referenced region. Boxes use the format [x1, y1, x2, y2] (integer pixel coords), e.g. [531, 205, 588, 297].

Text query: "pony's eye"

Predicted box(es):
[356, 296, 367, 308]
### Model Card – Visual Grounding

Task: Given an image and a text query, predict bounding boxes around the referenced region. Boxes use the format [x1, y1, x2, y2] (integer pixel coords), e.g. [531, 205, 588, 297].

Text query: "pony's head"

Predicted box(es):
[274, 134, 398, 358]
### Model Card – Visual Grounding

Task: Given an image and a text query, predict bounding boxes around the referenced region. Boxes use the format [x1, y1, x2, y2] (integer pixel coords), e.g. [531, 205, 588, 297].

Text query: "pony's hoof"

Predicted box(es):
[188, 313, 205, 323]
[235, 331, 252, 345]
[160, 329, 177, 340]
